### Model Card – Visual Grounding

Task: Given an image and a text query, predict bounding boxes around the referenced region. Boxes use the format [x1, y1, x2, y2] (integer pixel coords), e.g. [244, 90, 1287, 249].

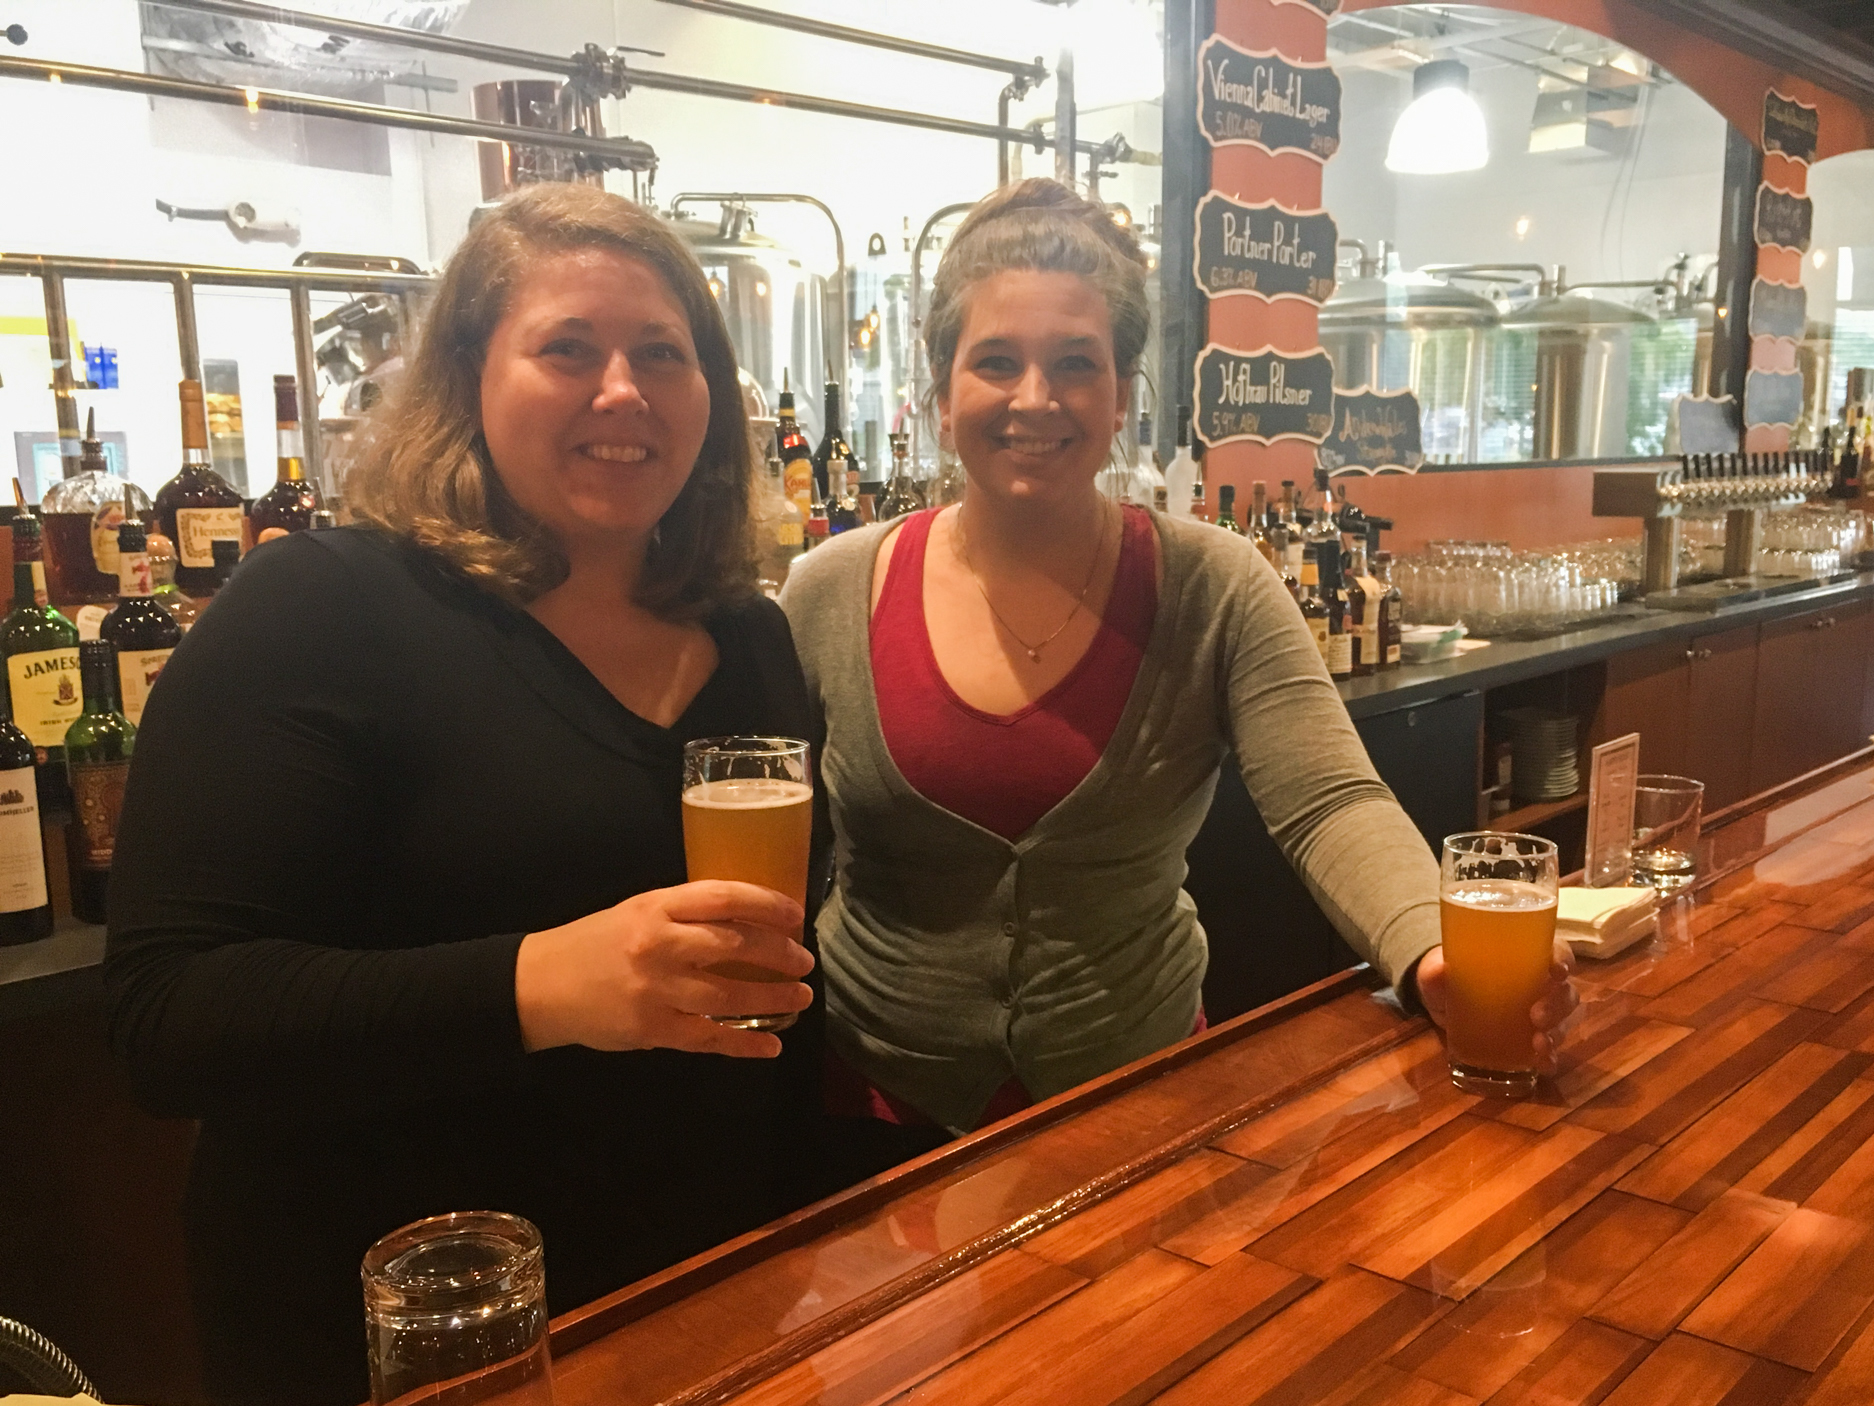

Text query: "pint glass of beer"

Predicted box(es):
[1439, 831, 1559, 1097]
[681, 736, 812, 1032]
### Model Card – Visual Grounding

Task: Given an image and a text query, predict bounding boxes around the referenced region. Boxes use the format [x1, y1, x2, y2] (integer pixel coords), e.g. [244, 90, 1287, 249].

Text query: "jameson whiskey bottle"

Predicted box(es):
[64, 639, 134, 925]
[247, 375, 321, 541]
[153, 380, 245, 596]
[0, 680, 52, 945]
[99, 522, 182, 727]
[3, 515, 82, 808]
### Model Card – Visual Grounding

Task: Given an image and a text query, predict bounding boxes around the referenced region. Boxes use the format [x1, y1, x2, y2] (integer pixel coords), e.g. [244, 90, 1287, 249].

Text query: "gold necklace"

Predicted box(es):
[955, 503, 1112, 664]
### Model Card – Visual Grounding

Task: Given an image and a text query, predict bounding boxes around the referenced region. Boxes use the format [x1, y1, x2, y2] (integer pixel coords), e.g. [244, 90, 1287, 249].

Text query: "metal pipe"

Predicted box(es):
[129, 0, 1118, 159]
[288, 287, 327, 499]
[997, 83, 1019, 188]
[1053, 47, 1077, 187]
[0, 251, 432, 295]
[907, 203, 977, 475]
[669, 193, 848, 424]
[650, 0, 1044, 82]
[39, 271, 81, 480]
[0, 55, 658, 168]
[170, 274, 202, 382]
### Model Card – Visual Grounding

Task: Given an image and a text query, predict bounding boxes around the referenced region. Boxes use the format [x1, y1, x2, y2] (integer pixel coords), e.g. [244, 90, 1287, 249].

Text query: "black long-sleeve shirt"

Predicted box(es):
[104, 527, 825, 1406]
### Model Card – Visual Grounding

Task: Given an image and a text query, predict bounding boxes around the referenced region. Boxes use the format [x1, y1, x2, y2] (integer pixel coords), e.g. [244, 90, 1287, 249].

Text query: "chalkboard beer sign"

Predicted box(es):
[1197, 36, 1341, 161]
[1194, 344, 1336, 447]
[1748, 279, 1807, 342]
[1744, 368, 1805, 430]
[1316, 387, 1424, 474]
[1763, 90, 1819, 165]
[1755, 184, 1814, 253]
[1193, 193, 1338, 305]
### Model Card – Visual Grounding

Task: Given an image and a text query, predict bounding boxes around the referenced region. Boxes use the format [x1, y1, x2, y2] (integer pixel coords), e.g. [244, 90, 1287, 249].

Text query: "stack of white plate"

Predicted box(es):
[1502, 708, 1580, 801]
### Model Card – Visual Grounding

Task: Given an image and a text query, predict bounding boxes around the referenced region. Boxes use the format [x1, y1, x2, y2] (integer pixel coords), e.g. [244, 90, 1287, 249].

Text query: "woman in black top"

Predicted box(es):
[104, 185, 821, 1406]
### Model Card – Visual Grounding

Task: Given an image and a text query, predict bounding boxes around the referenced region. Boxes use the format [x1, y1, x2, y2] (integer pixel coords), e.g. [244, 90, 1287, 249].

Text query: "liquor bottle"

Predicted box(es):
[1216, 484, 1246, 535]
[776, 372, 816, 524]
[208, 538, 241, 595]
[99, 522, 182, 727]
[0, 675, 51, 945]
[248, 375, 321, 541]
[1373, 549, 1403, 669]
[1318, 540, 1354, 681]
[877, 432, 927, 522]
[828, 464, 863, 535]
[145, 532, 200, 632]
[64, 638, 134, 925]
[1278, 481, 1304, 579]
[1345, 535, 1375, 678]
[810, 380, 854, 504]
[1153, 485, 1169, 513]
[1250, 481, 1275, 565]
[153, 380, 246, 596]
[1125, 411, 1166, 506]
[1306, 468, 1342, 557]
[1270, 527, 1300, 600]
[756, 451, 805, 598]
[3, 515, 82, 802]
[1299, 545, 1331, 662]
[41, 408, 154, 608]
[1163, 407, 1198, 520]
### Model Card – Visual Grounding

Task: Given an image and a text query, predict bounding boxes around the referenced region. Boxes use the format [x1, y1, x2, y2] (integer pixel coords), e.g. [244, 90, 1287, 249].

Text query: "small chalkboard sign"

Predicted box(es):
[1673, 395, 1740, 454]
[1745, 369, 1805, 429]
[1764, 89, 1820, 165]
[1749, 279, 1807, 342]
[1197, 36, 1341, 161]
[1272, 0, 1339, 12]
[1193, 194, 1338, 305]
[1755, 184, 1814, 253]
[1194, 344, 1336, 447]
[1316, 386, 1423, 474]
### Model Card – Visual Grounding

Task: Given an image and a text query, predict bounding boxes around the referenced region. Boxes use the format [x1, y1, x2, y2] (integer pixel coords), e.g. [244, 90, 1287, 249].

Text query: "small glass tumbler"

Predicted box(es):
[362, 1211, 552, 1406]
[1440, 832, 1560, 1098]
[681, 736, 813, 1032]
[1632, 775, 1704, 894]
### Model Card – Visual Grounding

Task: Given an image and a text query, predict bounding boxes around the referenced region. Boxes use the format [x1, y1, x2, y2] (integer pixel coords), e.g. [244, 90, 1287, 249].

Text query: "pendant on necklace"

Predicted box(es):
[1026, 648, 1041, 663]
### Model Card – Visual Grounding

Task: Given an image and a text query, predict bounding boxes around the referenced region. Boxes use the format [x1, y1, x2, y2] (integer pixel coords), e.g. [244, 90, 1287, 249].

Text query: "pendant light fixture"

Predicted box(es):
[1386, 58, 1490, 175]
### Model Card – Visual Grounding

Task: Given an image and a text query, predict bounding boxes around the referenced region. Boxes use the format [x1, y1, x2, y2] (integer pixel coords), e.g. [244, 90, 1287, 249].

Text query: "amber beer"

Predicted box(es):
[680, 737, 812, 1032]
[1440, 833, 1559, 1097]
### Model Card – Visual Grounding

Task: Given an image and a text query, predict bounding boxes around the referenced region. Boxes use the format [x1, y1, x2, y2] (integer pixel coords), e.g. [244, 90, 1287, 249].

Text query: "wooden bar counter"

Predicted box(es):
[543, 754, 1874, 1406]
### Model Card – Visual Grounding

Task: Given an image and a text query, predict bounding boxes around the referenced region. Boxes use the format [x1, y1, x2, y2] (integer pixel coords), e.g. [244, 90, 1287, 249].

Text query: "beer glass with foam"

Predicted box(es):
[681, 736, 812, 1032]
[1439, 831, 1559, 1097]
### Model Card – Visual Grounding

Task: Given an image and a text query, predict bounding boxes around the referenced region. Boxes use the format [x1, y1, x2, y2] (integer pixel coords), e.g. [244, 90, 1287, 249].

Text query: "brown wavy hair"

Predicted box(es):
[345, 183, 757, 618]
[925, 177, 1151, 400]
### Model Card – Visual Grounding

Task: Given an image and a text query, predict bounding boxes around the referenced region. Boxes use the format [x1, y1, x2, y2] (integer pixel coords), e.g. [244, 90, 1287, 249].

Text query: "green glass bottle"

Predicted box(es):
[65, 639, 135, 925]
[3, 514, 82, 811]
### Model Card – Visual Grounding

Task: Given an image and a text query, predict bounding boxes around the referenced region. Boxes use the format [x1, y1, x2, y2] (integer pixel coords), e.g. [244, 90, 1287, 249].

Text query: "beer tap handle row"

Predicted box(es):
[1660, 449, 1830, 507]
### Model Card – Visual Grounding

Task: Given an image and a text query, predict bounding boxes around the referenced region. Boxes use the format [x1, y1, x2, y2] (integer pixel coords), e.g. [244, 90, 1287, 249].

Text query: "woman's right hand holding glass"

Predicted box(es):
[514, 880, 814, 1058]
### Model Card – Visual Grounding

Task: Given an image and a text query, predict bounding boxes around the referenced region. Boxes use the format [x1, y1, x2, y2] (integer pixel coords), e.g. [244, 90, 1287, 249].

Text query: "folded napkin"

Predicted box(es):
[1558, 884, 1659, 960]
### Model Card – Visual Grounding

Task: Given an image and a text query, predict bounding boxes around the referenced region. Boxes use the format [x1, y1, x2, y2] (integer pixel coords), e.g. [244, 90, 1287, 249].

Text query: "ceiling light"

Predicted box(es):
[1386, 59, 1489, 175]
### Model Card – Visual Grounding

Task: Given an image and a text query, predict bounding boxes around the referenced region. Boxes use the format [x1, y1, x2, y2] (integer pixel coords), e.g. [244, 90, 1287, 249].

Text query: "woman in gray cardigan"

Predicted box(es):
[781, 179, 1574, 1153]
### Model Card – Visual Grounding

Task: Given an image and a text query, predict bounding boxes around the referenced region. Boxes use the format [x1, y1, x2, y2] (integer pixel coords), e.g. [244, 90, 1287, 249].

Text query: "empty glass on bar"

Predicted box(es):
[681, 735, 813, 1032]
[1440, 831, 1559, 1098]
[362, 1211, 553, 1406]
[1631, 775, 1704, 894]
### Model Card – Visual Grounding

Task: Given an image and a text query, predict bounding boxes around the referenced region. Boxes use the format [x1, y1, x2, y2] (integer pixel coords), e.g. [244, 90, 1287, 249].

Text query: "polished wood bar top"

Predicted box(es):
[548, 753, 1874, 1406]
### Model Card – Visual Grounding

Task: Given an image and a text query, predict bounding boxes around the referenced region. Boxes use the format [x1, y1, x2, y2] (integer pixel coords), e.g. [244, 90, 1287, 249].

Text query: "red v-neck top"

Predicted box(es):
[870, 505, 1157, 841]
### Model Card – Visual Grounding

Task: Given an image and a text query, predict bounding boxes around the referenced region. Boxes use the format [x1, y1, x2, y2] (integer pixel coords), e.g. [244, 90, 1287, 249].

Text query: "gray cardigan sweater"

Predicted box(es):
[780, 510, 1441, 1132]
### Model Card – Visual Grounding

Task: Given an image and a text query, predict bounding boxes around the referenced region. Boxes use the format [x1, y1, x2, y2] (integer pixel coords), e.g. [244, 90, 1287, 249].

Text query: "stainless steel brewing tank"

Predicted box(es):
[1317, 273, 1499, 462]
[1498, 293, 1655, 460]
[472, 81, 606, 202]
[669, 213, 831, 443]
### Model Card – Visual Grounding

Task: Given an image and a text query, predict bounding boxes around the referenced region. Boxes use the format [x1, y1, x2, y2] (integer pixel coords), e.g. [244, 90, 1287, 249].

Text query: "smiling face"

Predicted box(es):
[938, 268, 1130, 505]
[478, 246, 711, 551]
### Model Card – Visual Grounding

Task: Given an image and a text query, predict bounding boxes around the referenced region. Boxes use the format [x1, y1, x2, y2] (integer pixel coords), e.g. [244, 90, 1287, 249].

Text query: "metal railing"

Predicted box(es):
[0, 252, 435, 496]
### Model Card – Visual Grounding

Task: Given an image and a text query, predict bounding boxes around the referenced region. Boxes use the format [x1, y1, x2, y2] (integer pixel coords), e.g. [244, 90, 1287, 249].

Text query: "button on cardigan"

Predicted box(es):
[780, 510, 1442, 1133]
